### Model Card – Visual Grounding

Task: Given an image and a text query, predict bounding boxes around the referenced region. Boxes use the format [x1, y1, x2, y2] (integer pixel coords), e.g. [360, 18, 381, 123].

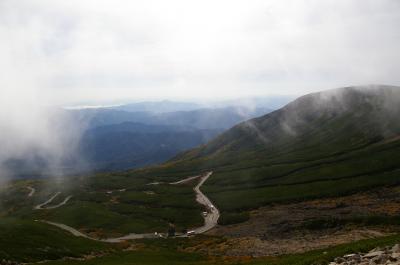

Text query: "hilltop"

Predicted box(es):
[140, 85, 400, 216]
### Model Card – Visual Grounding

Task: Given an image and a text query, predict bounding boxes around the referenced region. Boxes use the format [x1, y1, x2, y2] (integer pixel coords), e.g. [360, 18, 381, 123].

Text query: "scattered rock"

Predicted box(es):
[330, 244, 400, 265]
[392, 244, 400, 253]
[391, 252, 400, 259]
[364, 251, 385, 258]
[335, 257, 346, 263]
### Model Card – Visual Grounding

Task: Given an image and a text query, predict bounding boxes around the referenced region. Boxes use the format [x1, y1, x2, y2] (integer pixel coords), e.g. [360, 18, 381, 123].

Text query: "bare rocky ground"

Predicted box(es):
[331, 244, 400, 265]
[202, 186, 400, 257]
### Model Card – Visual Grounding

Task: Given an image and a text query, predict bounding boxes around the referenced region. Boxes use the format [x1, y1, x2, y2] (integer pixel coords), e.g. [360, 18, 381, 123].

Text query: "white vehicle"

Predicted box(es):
[187, 230, 196, 236]
[202, 211, 208, 217]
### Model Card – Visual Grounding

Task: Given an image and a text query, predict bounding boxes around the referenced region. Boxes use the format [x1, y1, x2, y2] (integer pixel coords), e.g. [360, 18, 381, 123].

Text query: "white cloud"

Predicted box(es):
[0, 0, 399, 180]
[1, 0, 400, 103]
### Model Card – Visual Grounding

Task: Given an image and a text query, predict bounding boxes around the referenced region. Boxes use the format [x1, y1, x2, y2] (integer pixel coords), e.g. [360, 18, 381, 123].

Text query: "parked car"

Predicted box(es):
[187, 230, 196, 236]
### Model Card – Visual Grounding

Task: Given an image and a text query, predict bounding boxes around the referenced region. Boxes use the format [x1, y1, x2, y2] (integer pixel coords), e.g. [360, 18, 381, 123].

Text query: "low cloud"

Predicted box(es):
[0, 0, 399, 181]
[1, 0, 400, 104]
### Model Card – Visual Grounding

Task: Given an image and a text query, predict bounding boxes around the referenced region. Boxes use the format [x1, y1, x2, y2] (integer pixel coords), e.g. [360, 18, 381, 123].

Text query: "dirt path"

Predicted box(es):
[43, 171, 219, 242]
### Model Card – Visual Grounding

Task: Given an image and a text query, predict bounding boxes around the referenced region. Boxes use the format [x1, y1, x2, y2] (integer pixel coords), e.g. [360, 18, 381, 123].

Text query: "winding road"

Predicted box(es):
[39, 171, 219, 242]
[34, 192, 73, 210]
[34, 192, 61, 210]
[27, 186, 35, 197]
[193, 172, 220, 234]
[169, 175, 201, 185]
[40, 221, 156, 242]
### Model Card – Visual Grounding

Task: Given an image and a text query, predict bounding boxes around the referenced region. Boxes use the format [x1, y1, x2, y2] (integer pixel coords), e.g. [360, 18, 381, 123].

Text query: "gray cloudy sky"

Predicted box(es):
[1, 0, 400, 105]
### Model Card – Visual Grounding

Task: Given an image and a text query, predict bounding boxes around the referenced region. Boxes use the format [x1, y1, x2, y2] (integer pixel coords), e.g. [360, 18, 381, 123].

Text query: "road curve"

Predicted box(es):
[42, 221, 93, 239]
[44, 196, 73, 209]
[193, 172, 220, 234]
[34, 192, 61, 210]
[42, 171, 219, 242]
[34, 192, 73, 210]
[27, 186, 35, 197]
[169, 175, 201, 185]
[40, 221, 155, 242]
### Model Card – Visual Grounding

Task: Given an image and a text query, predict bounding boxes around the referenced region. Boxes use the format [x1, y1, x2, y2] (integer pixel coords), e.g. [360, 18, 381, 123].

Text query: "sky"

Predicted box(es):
[0, 0, 399, 180]
[1, 0, 400, 105]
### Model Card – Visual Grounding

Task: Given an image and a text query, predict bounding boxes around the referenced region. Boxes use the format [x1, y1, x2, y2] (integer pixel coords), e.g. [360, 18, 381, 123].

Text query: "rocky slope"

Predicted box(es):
[331, 244, 400, 265]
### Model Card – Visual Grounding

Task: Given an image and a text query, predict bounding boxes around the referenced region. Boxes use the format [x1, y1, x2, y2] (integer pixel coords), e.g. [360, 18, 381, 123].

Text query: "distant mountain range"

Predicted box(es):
[22, 84, 399, 234]
[4, 100, 279, 177]
[4, 86, 399, 264]
[112, 100, 202, 113]
[79, 122, 221, 171]
[72, 105, 274, 130]
[76, 106, 273, 171]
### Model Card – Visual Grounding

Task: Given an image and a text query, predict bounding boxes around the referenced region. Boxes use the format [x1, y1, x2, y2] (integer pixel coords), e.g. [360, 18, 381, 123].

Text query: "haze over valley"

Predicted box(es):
[1, 1, 400, 265]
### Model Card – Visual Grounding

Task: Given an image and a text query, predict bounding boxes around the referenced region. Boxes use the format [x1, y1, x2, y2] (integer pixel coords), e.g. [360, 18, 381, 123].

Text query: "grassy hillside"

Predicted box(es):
[0, 218, 110, 263]
[1, 175, 203, 237]
[3, 85, 400, 264]
[5, 85, 400, 231]
[139, 85, 400, 215]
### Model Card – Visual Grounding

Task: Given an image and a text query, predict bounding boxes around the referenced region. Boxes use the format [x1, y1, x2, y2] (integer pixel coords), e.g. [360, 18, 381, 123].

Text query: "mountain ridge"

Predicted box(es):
[170, 85, 400, 164]
[130, 85, 400, 215]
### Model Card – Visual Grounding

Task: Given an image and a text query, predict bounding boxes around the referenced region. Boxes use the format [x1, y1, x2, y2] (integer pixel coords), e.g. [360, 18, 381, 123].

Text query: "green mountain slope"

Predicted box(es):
[2, 85, 400, 264]
[0, 218, 109, 263]
[30, 84, 397, 231]
[146, 85, 400, 213]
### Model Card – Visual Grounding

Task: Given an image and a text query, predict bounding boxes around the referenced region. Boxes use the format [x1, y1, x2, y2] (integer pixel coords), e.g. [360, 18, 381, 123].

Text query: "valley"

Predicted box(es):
[31, 172, 219, 242]
[1, 86, 400, 265]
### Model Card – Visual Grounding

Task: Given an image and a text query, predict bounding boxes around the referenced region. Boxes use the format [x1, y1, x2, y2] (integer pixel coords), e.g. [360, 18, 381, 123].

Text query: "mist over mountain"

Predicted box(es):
[167, 85, 400, 170]
[2, 0, 400, 263]
[0, 107, 87, 180]
[112, 100, 202, 113]
[3, 85, 400, 264]
[71, 100, 278, 129]
[1, 100, 275, 177]
[75, 104, 273, 172]
[138, 85, 400, 214]
[79, 123, 221, 171]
